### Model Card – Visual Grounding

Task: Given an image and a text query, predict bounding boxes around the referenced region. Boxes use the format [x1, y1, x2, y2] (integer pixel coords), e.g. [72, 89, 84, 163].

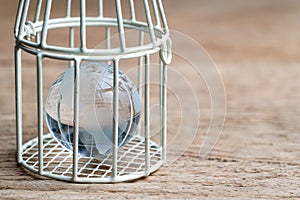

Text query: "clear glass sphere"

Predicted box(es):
[45, 62, 141, 157]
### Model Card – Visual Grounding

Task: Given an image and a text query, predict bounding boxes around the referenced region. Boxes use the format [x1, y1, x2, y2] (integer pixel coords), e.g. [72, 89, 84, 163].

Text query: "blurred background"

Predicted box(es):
[0, 0, 299, 198]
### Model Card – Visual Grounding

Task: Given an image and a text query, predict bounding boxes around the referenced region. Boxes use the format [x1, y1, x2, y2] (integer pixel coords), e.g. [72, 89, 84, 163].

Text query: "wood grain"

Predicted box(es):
[1, 0, 300, 199]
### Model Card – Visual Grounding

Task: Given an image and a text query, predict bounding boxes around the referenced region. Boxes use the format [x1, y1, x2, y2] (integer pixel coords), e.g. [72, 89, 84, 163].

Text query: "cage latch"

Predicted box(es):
[24, 21, 36, 40]
[160, 38, 172, 65]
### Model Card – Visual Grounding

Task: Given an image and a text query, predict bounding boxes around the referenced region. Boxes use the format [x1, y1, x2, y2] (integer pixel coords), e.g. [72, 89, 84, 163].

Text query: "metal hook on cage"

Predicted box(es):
[160, 37, 172, 65]
[24, 21, 36, 40]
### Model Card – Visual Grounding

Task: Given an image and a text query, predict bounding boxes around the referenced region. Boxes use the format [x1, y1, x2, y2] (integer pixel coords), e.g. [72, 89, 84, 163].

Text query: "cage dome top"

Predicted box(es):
[14, 0, 171, 60]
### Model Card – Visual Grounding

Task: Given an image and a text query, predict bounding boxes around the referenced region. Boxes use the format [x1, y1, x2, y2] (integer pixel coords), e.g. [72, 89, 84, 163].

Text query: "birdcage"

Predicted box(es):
[14, 0, 171, 183]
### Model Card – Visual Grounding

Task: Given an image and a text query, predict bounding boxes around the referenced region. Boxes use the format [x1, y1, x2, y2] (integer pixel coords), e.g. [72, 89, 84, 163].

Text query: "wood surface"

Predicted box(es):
[1, 0, 300, 199]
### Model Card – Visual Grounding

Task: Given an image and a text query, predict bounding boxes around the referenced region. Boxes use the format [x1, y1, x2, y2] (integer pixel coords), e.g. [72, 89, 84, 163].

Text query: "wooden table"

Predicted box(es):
[1, 0, 299, 199]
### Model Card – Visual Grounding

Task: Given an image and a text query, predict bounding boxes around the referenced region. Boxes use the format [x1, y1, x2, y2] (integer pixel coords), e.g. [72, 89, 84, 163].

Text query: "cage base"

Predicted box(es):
[19, 134, 163, 183]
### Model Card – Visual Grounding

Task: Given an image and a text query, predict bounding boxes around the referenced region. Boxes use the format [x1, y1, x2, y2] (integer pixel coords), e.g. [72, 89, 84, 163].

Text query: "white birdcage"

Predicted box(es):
[14, 0, 171, 183]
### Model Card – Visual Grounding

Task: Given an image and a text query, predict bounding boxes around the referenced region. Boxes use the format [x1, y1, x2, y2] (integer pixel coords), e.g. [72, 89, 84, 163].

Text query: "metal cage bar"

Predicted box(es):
[72, 58, 81, 181]
[14, 0, 25, 37]
[34, 0, 43, 22]
[40, 0, 52, 47]
[128, 0, 136, 21]
[157, 0, 169, 34]
[98, 0, 104, 18]
[137, 30, 144, 136]
[17, 0, 30, 41]
[151, 0, 161, 27]
[15, 46, 22, 164]
[37, 53, 44, 175]
[115, 0, 126, 52]
[66, 0, 72, 17]
[106, 26, 111, 49]
[112, 59, 120, 179]
[80, 0, 87, 52]
[144, 53, 150, 174]
[160, 60, 167, 162]
[143, 0, 156, 46]
[67, 0, 74, 68]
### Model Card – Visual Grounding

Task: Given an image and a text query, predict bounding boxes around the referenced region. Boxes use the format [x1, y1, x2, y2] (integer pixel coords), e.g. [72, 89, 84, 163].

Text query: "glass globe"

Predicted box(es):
[45, 62, 142, 157]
